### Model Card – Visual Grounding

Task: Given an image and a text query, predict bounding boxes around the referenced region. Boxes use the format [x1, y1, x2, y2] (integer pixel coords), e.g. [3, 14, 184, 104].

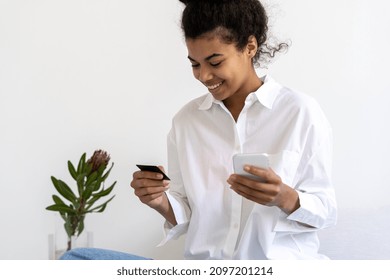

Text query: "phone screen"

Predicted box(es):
[233, 153, 269, 182]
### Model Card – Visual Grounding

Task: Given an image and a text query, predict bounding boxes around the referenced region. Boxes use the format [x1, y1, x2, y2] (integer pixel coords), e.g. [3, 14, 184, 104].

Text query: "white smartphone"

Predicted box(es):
[233, 153, 269, 182]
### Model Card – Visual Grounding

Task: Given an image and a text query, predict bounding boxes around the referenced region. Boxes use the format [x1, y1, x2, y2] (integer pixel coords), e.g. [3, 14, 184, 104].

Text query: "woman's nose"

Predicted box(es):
[197, 66, 213, 83]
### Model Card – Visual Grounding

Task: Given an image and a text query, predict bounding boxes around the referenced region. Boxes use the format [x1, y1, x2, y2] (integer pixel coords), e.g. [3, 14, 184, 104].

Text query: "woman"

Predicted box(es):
[63, 0, 337, 260]
[131, 0, 336, 260]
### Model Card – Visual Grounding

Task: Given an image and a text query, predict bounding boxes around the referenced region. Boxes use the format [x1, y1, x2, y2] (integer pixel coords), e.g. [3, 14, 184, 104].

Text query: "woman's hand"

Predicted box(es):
[130, 166, 177, 225]
[227, 165, 300, 214]
[130, 166, 170, 209]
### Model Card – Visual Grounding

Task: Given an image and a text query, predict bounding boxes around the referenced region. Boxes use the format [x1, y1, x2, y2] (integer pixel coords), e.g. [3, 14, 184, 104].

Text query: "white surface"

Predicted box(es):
[319, 206, 390, 259]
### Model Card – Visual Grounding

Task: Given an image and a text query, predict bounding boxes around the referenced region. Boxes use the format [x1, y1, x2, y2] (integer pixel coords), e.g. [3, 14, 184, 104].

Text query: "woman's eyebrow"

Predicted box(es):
[187, 53, 223, 62]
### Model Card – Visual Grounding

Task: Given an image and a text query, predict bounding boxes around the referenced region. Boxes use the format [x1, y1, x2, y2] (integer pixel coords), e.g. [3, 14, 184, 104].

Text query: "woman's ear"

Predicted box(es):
[246, 35, 258, 58]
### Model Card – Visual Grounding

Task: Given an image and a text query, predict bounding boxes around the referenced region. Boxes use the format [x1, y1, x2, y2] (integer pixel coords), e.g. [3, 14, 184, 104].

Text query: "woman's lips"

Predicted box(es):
[206, 81, 223, 90]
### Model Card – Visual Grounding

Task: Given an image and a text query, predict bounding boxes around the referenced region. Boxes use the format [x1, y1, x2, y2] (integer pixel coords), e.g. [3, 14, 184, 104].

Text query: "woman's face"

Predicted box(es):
[186, 34, 257, 103]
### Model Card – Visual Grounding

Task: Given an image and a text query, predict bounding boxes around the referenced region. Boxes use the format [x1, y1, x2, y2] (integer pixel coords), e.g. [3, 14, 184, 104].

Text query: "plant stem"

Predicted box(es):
[67, 239, 72, 251]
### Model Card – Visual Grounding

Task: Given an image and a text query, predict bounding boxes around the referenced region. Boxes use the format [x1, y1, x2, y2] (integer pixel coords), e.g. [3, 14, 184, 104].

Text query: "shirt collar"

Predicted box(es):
[254, 75, 280, 110]
[198, 75, 280, 111]
[198, 93, 215, 110]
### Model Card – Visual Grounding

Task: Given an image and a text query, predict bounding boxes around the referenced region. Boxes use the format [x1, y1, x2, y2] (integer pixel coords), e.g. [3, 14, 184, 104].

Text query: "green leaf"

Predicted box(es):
[60, 213, 68, 222]
[87, 195, 115, 213]
[92, 180, 102, 192]
[50, 176, 60, 189]
[96, 163, 106, 178]
[87, 181, 116, 206]
[77, 217, 85, 236]
[52, 195, 66, 206]
[64, 219, 73, 238]
[51, 195, 67, 215]
[77, 153, 86, 174]
[95, 181, 116, 196]
[67, 160, 77, 180]
[46, 204, 75, 214]
[76, 173, 86, 196]
[51, 176, 76, 203]
[85, 162, 93, 176]
[101, 163, 114, 182]
[58, 179, 77, 202]
[73, 200, 80, 210]
[83, 184, 94, 201]
[85, 171, 98, 187]
[91, 163, 113, 192]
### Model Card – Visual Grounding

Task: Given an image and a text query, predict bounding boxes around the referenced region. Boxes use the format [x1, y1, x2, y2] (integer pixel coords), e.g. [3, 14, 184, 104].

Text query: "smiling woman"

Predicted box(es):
[128, 0, 336, 260]
[185, 34, 261, 121]
[1, 0, 389, 264]
[59, 0, 337, 261]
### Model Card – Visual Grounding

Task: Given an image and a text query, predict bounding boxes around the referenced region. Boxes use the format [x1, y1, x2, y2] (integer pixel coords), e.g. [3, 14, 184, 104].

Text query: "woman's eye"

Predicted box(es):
[210, 61, 222, 67]
[191, 63, 200, 68]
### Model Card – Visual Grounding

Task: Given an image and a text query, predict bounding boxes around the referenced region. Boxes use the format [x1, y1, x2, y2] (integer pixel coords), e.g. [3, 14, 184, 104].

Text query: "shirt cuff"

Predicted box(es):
[165, 191, 190, 225]
[157, 192, 190, 246]
[157, 221, 189, 247]
[289, 191, 336, 228]
[274, 192, 331, 232]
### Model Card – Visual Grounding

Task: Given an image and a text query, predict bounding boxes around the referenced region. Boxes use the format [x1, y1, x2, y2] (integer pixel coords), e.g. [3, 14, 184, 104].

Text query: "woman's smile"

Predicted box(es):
[206, 81, 224, 91]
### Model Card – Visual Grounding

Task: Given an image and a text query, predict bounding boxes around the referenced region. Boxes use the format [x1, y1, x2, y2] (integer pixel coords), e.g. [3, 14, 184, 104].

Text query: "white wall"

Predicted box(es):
[0, 0, 389, 259]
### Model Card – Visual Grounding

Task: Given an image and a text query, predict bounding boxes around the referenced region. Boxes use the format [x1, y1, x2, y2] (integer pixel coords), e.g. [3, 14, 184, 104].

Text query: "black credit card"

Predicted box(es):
[136, 164, 170, 180]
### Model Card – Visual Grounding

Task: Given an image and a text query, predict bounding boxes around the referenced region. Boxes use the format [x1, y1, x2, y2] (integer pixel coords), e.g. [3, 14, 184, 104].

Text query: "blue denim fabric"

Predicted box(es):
[60, 247, 151, 260]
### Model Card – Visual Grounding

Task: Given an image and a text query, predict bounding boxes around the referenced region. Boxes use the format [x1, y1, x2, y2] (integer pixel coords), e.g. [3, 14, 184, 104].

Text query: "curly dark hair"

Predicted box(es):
[178, 0, 288, 67]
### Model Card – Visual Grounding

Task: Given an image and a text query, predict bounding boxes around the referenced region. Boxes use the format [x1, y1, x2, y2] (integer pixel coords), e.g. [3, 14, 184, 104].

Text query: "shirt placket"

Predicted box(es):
[224, 103, 249, 258]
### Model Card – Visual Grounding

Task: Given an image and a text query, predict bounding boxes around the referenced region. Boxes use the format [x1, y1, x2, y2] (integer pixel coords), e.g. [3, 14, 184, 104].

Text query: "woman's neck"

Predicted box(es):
[223, 74, 262, 122]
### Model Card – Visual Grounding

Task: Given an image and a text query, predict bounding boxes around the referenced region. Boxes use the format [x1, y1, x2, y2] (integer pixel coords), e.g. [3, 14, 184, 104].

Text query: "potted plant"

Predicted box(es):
[46, 149, 116, 251]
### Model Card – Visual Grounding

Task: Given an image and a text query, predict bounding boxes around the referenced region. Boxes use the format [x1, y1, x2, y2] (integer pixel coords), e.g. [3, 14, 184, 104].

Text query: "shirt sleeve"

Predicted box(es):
[274, 102, 337, 232]
[158, 126, 191, 246]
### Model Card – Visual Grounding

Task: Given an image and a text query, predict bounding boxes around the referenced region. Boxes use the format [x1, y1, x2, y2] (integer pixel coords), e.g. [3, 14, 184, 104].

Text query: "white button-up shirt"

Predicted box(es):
[160, 76, 337, 259]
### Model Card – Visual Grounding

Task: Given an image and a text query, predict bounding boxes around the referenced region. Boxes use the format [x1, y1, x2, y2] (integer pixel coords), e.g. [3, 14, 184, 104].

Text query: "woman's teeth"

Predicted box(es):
[207, 82, 223, 90]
